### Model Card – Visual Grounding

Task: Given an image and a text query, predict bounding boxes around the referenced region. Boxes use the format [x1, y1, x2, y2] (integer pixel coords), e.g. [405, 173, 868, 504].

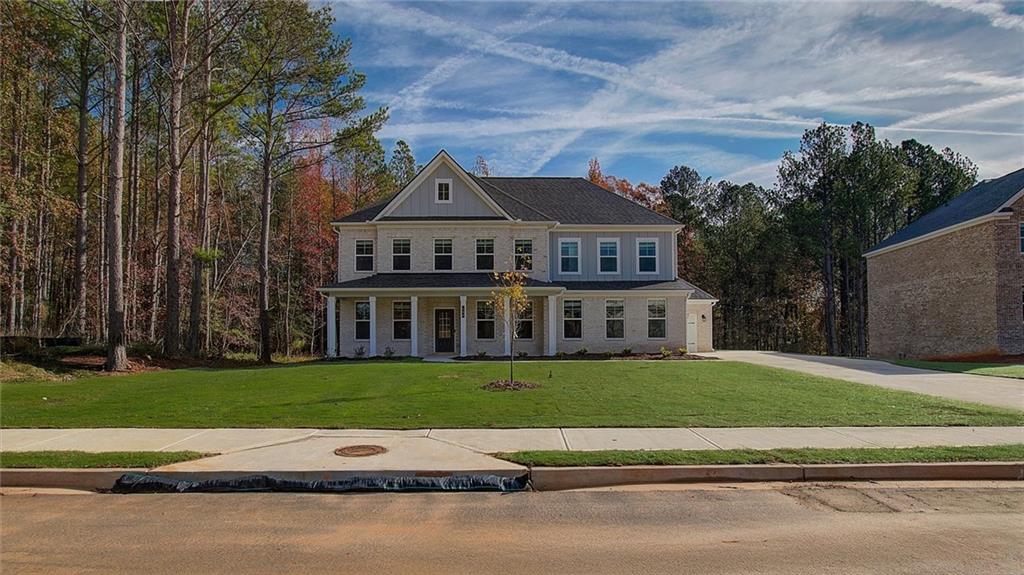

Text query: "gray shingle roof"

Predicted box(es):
[333, 197, 394, 223]
[320, 273, 556, 290]
[553, 278, 699, 292]
[867, 167, 1024, 254]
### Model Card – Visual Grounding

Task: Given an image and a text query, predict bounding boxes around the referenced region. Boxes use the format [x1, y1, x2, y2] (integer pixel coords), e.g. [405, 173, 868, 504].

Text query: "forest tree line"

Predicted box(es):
[1, 1, 977, 367]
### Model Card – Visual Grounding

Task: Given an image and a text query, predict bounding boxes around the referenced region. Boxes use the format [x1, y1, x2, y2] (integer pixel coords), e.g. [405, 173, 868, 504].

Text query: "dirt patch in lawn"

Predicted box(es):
[482, 380, 541, 391]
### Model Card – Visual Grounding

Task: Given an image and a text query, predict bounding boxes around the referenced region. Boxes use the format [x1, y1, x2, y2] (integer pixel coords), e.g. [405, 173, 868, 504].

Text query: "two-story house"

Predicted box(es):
[319, 150, 717, 358]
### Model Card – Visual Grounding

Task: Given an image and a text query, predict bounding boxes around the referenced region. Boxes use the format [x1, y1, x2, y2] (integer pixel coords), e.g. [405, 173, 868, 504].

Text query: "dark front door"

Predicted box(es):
[435, 308, 455, 353]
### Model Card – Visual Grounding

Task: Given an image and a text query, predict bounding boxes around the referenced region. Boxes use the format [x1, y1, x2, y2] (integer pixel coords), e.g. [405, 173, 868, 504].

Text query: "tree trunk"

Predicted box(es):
[258, 113, 273, 363]
[187, 0, 211, 355]
[105, 0, 129, 371]
[73, 21, 91, 337]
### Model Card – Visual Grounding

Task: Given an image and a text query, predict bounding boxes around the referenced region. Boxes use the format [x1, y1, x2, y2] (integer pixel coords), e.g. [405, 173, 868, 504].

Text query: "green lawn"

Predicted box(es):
[1, 360, 1020, 428]
[896, 360, 1024, 380]
[498, 444, 1024, 467]
[0, 451, 208, 468]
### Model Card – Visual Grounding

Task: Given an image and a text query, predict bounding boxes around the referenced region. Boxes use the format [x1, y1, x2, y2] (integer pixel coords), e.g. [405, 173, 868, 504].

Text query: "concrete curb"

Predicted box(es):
[529, 462, 1024, 490]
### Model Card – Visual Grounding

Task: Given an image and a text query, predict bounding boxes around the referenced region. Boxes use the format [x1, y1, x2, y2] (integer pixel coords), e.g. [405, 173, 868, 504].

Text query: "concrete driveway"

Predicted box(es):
[715, 351, 1023, 410]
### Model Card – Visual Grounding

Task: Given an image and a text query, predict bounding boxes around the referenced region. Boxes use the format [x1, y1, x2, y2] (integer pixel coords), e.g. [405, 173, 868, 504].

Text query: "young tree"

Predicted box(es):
[236, 1, 386, 363]
[105, 0, 129, 370]
[490, 269, 530, 384]
[472, 155, 490, 177]
[387, 139, 416, 188]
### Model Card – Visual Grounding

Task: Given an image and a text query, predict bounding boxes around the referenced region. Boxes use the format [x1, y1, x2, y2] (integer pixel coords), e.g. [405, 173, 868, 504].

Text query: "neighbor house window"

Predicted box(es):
[516, 300, 534, 340]
[1019, 222, 1023, 253]
[476, 301, 495, 339]
[392, 239, 411, 271]
[355, 301, 371, 340]
[563, 299, 582, 339]
[435, 178, 452, 203]
[560, 238, 580, 274]
[476, 239, 494, 270]
[605, 299, 624, 339]
[637, 238, 658, 274]
[355, 240, 374, 272]
[434, 239, 453, 270]
[514, 239, 533, 271]
[598, 239, 619, 274]
[647, 298, 666, 339]
[393, 301, 411, 340]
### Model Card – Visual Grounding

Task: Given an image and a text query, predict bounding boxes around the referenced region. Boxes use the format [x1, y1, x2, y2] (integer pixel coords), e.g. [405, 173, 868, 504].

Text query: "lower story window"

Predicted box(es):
[563, 299, 582, 339]
[647, 298, 666, 339]
[393, 301, 411, 340]
[477, 301, 495, 339]
[516, 300, 534, 340]
[355, 301, 371, 340]
[605, 299, 624, 339]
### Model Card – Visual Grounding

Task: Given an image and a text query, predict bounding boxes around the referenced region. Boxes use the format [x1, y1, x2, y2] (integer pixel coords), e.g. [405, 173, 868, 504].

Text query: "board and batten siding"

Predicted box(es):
[548, 231, 676, 281]
[388, 164, 500, 218]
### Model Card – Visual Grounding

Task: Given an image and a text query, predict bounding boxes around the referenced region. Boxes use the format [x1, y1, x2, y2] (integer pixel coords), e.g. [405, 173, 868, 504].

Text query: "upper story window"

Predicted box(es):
[355, 240, 374, 272]
[434, 239, 453, 270]
[559, 238, 580, 274]
[637, 238, 658, 274]
[598, 238, 619, 274]
[392, 239, 411, 271]
[476, 239, 494, 271]
[435, 178, 452, 203]
[514, 239, 533, 271]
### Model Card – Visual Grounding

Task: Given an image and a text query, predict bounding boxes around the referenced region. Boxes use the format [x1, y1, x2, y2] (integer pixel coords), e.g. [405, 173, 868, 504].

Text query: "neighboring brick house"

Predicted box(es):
[319, 150, 716, 358]
[865, 167, 1024, 359]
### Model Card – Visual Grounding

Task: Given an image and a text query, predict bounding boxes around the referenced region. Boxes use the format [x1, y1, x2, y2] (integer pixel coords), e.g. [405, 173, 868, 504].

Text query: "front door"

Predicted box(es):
[435, 308, 455, 353]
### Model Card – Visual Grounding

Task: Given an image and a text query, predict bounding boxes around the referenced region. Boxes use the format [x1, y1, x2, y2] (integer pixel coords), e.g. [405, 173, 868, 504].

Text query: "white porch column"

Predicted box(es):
[326, 296, 337, 358]
[546, 295, 557, 356]
[410, 296, 419, 357]
[503, 296, 512, 356]
[459, 295, 468, 357]
[368, 296, 377, 356]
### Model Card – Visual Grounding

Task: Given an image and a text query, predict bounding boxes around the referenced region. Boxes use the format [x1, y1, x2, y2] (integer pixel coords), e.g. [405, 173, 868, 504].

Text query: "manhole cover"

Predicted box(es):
[334, 444, 388, 457]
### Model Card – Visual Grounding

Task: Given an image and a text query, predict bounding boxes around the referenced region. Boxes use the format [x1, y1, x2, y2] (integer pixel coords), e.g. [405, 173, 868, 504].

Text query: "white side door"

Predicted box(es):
[686, 313, 698, 351]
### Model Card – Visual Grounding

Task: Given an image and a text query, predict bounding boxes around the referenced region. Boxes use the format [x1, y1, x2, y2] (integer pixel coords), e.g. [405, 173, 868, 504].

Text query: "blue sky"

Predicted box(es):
[331, 1, 1024, 186]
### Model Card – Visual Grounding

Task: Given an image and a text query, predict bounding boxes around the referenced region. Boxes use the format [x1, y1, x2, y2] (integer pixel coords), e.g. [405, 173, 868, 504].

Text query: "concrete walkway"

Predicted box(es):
[714, 351, 1024, 410]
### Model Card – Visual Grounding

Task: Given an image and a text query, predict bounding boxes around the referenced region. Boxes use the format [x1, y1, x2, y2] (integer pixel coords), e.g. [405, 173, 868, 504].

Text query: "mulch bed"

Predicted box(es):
[481, 380, 541, 391]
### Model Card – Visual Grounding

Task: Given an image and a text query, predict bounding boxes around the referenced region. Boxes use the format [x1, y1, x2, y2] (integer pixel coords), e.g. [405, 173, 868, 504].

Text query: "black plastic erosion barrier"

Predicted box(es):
[112, 473, 531, 494]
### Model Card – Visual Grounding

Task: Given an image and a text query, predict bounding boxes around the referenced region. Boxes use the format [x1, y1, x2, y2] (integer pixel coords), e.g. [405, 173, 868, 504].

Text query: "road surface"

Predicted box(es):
[2, 482, 1022, 574]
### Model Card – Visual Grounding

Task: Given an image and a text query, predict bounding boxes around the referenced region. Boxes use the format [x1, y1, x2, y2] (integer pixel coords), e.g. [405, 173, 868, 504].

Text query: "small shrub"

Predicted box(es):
[659, 346, 672, 358]
[621, 347, 633, 356]
[383, 346, 395, 359]
[555, 351, 567, 359]
[575, 348, 588, 356]
[518, 351, 528, 358]
[603, 351, 614, 358]
[353, 346, 366, 358]
[678, 347, 688, 356]
[477, 350, 488, 358]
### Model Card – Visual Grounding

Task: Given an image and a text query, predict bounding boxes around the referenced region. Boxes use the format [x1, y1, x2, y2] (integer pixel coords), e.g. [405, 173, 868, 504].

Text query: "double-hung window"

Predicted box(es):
[605, 299, 624, 339]
[393, 301, 411, 340]
[435, 179, 452, 203]
[647, 298, 667, 339]
[563, 299, 583, 339]
[514, 239, 533, 271]
[637, 238, 658, 274]
[598, 239, 619, 274]
[476, 239, 494, 271]
[559, 239, 580, 274]
[355, 240, 374, 272]
[476, 301, 495, 339]
[516, 300, 534, 340]
[392, 239, 411, 271]
[1019, 222, 1023, 253]
[434, 239, 453, 270]
[354, 301, 371, 340]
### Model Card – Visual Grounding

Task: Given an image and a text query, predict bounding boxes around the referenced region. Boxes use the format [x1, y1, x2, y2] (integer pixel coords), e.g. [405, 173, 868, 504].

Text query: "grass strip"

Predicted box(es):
[496, 444, 1024, 467]
[0, 450, 210, 469]
[894, 360, 1024, 380]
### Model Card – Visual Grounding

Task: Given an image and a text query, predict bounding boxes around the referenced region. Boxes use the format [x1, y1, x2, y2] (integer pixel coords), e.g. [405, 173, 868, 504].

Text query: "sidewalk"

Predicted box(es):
[713, 351, 1024, 410]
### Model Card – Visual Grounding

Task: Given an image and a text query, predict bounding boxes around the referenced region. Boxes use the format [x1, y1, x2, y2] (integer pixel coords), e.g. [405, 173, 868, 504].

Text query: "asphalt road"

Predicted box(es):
[2, 482, 1022, 574]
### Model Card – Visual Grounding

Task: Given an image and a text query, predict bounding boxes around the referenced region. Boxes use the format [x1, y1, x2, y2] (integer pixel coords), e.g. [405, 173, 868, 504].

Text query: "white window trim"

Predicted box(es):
[647, 298, 667, 340]
[475, 300, 496, 341]
[433, 238, 453, 271]
[636, 237, 659, 275]
[514, 238, 534, 272]
[597, 238, 620, 275]
[559, 237, 582, 276]
[515, 300, 535, 341]
[604, 298, 625, 340]
[354, 239, 374, 273]
[391, 238, 411, 271]
[435, 178, 453, 204]
[562, 299, 583, 340]
[354, 300, 371, 341]
[475, 238, 495, 271]
[392, 300, 412, 340]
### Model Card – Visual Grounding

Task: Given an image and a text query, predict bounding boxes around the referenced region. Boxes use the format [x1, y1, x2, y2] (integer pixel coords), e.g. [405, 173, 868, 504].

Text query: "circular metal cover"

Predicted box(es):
[334, 444, 388, 457]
